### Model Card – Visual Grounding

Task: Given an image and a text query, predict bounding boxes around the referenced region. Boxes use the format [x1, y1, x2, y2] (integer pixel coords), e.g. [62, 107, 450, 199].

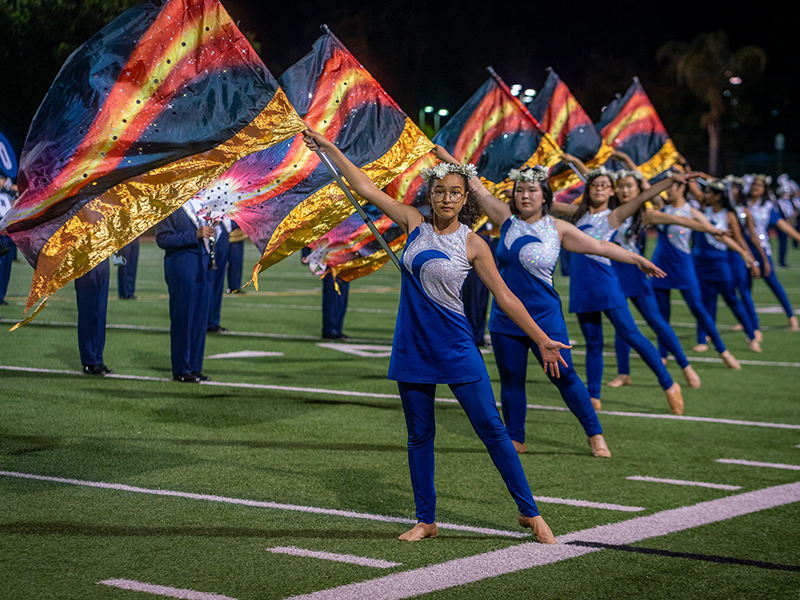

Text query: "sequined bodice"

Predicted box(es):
[749, 200, 774, 249]
[401, 222, 471, 316]
[615, 216, 641, 255]
[703, 207, 728, 251]
[575, 209, 614, 265]
[502, 215, 560, 287]
[659, 203, 692, 254]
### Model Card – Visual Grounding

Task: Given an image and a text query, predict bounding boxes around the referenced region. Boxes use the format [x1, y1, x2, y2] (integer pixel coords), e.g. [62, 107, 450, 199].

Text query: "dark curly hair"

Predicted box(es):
[509, 179, 553, 217]
[424, 174, 482, 228]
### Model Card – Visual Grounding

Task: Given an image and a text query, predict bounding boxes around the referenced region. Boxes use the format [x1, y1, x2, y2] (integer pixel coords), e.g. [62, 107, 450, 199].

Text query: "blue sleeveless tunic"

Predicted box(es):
[691, 207, 731, 282]
[748, 200, 781, 259]
[387, 222, 485, 384]
[651, 203, 699, 290]
[569, 209, 627, 313]
[611, 215, 650, 298]
[489, 215, 562, 336]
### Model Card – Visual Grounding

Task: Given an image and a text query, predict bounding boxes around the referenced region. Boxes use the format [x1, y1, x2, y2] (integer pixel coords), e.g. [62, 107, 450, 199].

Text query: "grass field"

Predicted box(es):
[1, 238, 799, 599]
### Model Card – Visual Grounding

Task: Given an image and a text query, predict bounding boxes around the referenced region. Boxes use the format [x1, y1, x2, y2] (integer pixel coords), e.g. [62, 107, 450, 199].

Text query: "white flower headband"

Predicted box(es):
[723, 174, 744, 186]
[420, 162, 478, 182]
[585, 166, 616, 181]
[750, 173, 773, 185]
[706, 179, 727, 193]
[613, 169, 644, 182]
[508, 165, 549, 182]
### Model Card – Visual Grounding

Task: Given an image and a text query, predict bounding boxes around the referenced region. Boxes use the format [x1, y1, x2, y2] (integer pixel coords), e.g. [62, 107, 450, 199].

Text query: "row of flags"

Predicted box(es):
[0, 0, 681, 323]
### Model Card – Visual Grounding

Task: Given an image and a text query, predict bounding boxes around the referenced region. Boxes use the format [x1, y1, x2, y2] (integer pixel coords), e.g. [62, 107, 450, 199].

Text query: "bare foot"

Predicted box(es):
[720, 350, 741, 370]
[661, 357, 668, 366]
[682, 365, 701, 388]
[754, 329, 763, 343]
[665, 382, 684, 415]
[748, 338, 762, 353]
[512, 440, 529, 454]
[590, 397, 602, 411]
[790, 316, 799, 332]
[398, 522, 438, 541]
[588, 434, 611, 458]
[518, 514, 556, 544]
[606, 374, 631, 388]
[692, 343, 709, 352]
[732, 323, 744, 332]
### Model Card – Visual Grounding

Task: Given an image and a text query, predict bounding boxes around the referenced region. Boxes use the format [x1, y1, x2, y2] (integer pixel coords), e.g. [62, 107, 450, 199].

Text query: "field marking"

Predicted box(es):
[716, 458, 800, 471]
[206, 350, 283, 359]
[626, 475, 742, 491]
[0, 470, 527, 539]
[288, 481, 800, 600]
[317, 343, 393, 358]
[2, 364, 800, 431]
[98, 579, 235, 599]
[266, 546, 401, 568]
[533, 496, 643, 512]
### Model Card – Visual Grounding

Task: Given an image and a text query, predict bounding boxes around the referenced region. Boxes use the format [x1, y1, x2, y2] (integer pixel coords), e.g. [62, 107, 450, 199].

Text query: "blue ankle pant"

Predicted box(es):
[577, 305, 674, 400]
[696, 274, 756, 344]
[397, 374, 539, 524]
[491, 331, 602, 442]
[654, 286, 727, 355]
[746, 254, 794, 318]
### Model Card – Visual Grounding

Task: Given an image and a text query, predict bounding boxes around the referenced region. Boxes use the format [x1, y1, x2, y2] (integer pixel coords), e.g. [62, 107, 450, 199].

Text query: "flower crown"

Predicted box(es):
[508, 165, 549, 183]
[723, 174, 744, 186]
[750, 173, 772, 185]
[420, 162, 478, 182]
[585, 166, 616, 181]
[706, 179, 727, 193]
[614, 169, 644, 182]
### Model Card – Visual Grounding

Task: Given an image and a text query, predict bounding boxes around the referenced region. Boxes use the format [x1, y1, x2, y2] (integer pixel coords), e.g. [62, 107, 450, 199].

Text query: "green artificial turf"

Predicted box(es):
[0, 238, 799, 599]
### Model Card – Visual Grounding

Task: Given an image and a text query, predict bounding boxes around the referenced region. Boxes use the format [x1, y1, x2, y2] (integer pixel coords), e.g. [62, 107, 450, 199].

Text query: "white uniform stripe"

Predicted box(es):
[266, 546, 401, 568]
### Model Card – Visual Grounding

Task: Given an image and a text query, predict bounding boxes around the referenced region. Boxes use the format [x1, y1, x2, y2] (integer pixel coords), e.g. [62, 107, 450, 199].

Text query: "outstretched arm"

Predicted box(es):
[612, 149, 638, 171]
[432, 145, 511, 226]
[643, 209, 720, 235]
[302, 128, 423, 235]
[726, 212, 758, 274]
[777, 218, 800, 243]
[607, 173, 698, 229]
[555, 220, 666, 277]
[561, 152, 589, 176]
[467, 234, 570, 377]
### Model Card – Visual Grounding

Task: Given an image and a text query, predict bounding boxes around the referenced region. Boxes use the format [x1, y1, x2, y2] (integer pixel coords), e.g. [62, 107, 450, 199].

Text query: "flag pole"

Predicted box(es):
[310, 143, 402, 271]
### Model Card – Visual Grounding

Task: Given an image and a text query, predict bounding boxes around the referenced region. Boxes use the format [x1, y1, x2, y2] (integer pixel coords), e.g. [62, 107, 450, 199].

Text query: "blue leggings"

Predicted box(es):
[654, 286, 727, 355]
[746, 254, 794, 318]
[616, 289, 690, 375]
[491, 331, 602, 443]
[696, 275, 756, 344]
[731, 256, 760, 331]
[577, 306, 674, 399]
[397, 374, 539, 523]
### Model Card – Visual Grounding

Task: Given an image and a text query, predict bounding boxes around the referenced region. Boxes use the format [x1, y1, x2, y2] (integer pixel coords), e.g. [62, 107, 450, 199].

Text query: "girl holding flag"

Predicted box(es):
[302, 127, 567, 544]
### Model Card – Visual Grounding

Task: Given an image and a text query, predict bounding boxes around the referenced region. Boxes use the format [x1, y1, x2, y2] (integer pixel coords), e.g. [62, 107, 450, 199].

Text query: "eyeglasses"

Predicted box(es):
[589, 182, 612, 190]
[431, 190, 464, 202]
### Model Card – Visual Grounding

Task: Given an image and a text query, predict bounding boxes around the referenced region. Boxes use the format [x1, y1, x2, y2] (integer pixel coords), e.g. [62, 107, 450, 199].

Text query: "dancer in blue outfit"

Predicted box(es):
[603, 165, 705, 390]
[745, 175, 800, 331]
[550, 168, 685, 414]
[75, 260, 113, 375]
[116, 238, 140, 300]
[155, 199, 214, 383]
[303, 127, 568, 544]
[691, 179, 761, 352]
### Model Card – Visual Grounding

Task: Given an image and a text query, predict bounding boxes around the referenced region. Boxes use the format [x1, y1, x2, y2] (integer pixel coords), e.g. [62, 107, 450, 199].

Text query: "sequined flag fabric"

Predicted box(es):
[596, 77, 680, 180]
[0, 0, 304, 320]
[194, 28, 432, 287]
[528, 69, 613, 202]
[321, 73, 563, 281]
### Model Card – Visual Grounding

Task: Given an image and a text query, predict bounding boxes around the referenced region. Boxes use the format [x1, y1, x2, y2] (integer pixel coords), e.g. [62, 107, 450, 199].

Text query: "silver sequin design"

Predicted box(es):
[660, 203, 692, 254]
[749, 200, 774, 255]
[615, 216, 641, 255]
[403, 222, 471, 315]
[504, 215, 561, 287]
[703, 207, 729, 251]
[575, 209, 614, 265]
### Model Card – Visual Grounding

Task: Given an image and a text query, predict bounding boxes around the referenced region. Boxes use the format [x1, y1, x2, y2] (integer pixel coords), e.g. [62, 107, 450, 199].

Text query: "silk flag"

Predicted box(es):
[194, 28, 432, 286]
[0, 0, 304, 320]
[596, 77, 680, 180]
[528, 69, 613, 202]
[315, 72, 562, 281]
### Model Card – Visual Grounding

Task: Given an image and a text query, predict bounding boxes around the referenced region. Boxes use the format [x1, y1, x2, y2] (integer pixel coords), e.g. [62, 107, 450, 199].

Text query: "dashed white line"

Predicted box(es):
[266, 546, 401, 568]
[287, 481, 800, 600]
[2, 364, 799, 431]
[98, 579, 235, 599]
[716, 458, 800, 471]
[626, 475, 742, 491]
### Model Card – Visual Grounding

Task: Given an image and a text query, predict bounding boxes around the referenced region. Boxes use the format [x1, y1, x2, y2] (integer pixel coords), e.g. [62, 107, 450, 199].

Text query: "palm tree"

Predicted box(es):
[658, 31, 766, 175]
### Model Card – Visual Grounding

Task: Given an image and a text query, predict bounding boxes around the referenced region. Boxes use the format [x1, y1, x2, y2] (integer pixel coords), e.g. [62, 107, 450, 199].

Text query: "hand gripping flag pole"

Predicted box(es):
[485, 66, 585, 184]
[309, 140, 402, 271]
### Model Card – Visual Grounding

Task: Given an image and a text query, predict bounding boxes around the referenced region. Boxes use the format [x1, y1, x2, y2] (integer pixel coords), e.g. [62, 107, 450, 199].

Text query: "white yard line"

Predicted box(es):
[2, 364, 800, 431]
[626, 475, 742, 491]
[98, 579, 235, 600]
[266, 546, 401, 568]
[716, 459, 800, 471]
[287, 481, 800, 600]
[0, 470, 527, 539]
[206, 351, 283, 359]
